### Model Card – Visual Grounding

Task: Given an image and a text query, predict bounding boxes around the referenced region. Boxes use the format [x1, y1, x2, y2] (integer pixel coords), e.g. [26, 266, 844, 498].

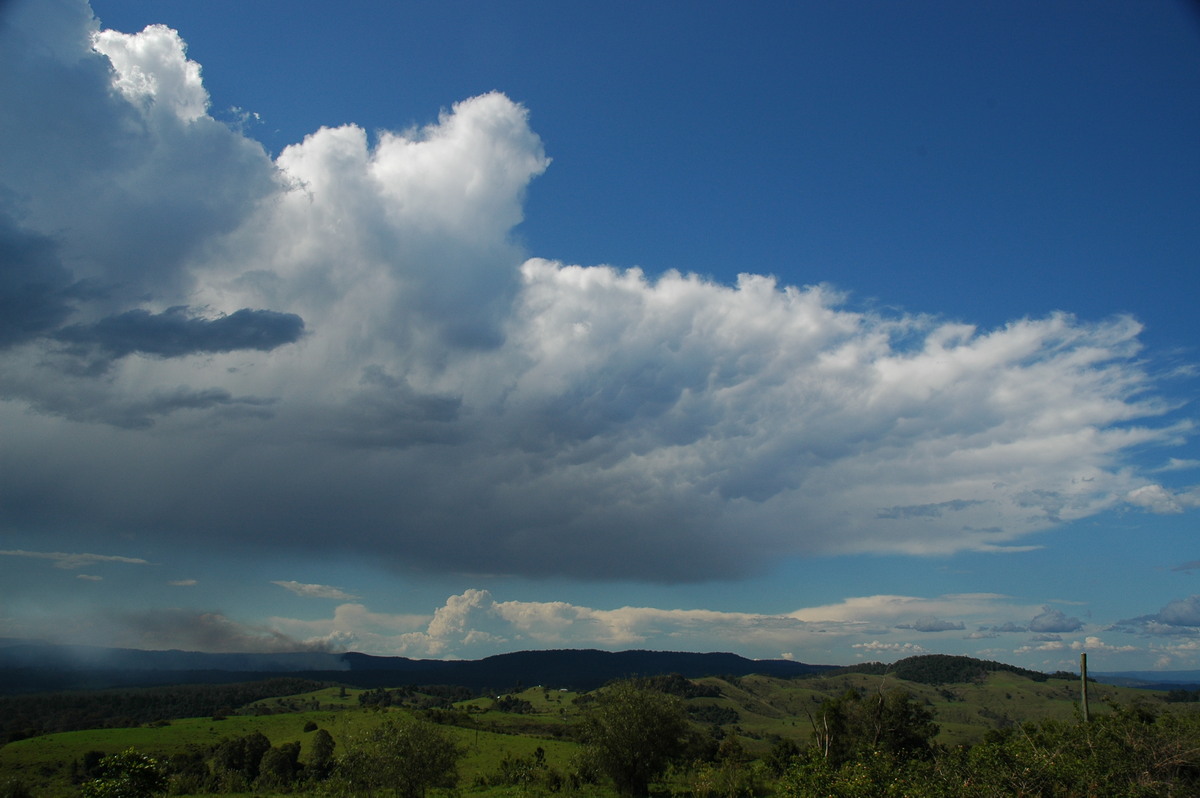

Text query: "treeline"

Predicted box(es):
[832, 654, 1057, 685]
[1165, 687, 1200, 702]
[68, 725, 338, 795]
[66, 716, 483, 798]
[355, 684, 475, 710]
[0, 679, 326, 743]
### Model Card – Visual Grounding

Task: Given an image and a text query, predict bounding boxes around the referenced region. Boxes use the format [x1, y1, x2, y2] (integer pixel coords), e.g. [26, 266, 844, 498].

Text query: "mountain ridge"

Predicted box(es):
[5, 638, 1187, 694]
[0, 639, 832, 693]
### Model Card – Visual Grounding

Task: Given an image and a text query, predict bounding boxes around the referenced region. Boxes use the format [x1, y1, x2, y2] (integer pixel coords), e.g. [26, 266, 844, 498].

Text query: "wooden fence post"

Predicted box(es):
[1080, 652, 1090, 723]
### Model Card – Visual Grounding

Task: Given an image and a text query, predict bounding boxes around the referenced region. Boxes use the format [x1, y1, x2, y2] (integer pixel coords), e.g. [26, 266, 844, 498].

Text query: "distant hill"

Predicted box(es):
[0, 640, 833, 693]
[832, 654, 1053, 685]
[343, 649, 834, 691]
[0, 639, 348, 673]
[1093, 670, 1200, 691]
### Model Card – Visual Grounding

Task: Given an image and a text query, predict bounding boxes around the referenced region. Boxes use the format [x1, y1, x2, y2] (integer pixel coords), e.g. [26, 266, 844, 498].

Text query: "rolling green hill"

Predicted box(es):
[0, 656, 1193, 797]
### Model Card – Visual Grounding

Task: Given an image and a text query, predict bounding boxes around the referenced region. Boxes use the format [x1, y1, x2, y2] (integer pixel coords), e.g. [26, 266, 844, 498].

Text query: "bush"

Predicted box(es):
[79, 749, 167, 798]
[329, 717, 462, 798]
[579, 680, 690, 797]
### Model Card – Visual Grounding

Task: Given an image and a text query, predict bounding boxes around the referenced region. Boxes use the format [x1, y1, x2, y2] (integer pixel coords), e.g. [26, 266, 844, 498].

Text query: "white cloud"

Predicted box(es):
[272, 580, 360, 601]
[90, 24, 208, 121]
[1071, 636, 1136, 653]
[0, 2, 1194, 584]
[1125, 484, 1191, 514]
[1015, 640, 1067, 654]
[262, 589, 1047, 660]
[1016, 634, 1138, 660]
[789, 594, 1023, 626]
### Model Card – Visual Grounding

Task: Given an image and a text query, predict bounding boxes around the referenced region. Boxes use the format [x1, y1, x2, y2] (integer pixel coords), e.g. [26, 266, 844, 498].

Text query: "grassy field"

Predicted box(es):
[0, 686, 592, 797]
[689, 670, 1144, 750]
[0, 671, 1180, 797]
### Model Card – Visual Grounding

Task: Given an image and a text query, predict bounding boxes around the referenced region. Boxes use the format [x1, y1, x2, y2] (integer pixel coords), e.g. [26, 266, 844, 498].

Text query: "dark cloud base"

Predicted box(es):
[55, 305, 304, 360]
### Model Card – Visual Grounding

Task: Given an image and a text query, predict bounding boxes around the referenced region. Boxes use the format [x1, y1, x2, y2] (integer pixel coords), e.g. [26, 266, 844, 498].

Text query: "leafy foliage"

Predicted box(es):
[689, 704, 741, 725]
[493, 695, 536, 714]
[578, 680, 691, 797]
[358, 684, 476, 711]
[810, 688, 939, 767]
[781, 704, 1200, 797]
[78, 748, 166, 798]
[638, 673, 722, 698]
[309, 727, 336, 779]
[329, 716, 463, 798]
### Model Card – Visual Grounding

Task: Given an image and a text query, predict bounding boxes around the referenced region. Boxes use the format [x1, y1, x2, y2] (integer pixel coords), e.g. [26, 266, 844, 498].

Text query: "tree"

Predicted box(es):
[256, 742, 302, 790]
[79, 748, 166, 798]
[764, 737, 803, 777]
[308, 727, 336, 780]
[810, 688, 938, 767]
[333, 716, 462, 798]
[579, 680, 691, 798]
[212, 730, 271, 783]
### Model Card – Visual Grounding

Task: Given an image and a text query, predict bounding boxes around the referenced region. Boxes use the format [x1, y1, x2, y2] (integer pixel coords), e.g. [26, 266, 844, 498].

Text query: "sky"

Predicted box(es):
[1, 0, 1199, 672]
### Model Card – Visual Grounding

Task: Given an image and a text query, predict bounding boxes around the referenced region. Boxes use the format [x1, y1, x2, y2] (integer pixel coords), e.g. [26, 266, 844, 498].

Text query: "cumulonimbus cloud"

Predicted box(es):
[0, 1, 1195, 583]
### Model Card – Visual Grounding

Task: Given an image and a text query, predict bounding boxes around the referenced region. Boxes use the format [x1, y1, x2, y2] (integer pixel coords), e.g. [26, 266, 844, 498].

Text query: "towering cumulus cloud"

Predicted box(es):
[0, 1, 1192, 582]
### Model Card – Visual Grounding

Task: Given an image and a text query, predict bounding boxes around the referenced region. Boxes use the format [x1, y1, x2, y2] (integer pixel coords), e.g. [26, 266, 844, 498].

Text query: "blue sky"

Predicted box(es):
[2, 0, 1199, 671]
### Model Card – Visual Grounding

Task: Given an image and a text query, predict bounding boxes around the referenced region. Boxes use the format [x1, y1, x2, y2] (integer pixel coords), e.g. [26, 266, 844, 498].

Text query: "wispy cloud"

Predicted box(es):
[788, 594, 1021, 625]
[853, 641, 927, 655]
[272, 580, 360, 601]
[0, 549, 150, 570]
[1153, 458, 1200, 473]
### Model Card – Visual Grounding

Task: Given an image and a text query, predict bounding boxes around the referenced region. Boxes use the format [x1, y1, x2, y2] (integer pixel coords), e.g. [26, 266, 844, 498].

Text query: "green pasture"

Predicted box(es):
[0, 690, 590, 797]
